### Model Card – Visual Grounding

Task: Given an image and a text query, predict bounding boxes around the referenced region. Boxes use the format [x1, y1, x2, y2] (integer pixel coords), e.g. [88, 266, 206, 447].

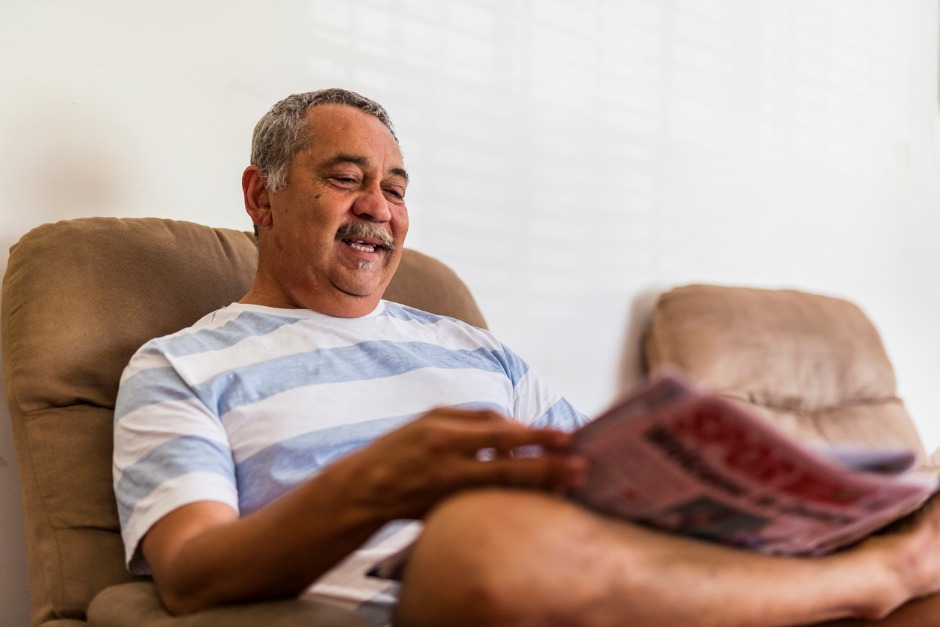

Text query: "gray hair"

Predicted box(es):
[250, 88, 397, 192]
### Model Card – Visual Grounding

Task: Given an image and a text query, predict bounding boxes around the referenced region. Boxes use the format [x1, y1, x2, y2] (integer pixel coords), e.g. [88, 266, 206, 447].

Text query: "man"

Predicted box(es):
[115, 88, 940, 626]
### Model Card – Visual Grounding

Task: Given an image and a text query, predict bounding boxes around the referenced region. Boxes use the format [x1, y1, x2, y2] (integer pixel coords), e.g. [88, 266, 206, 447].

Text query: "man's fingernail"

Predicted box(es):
[566, 457, 588, 489]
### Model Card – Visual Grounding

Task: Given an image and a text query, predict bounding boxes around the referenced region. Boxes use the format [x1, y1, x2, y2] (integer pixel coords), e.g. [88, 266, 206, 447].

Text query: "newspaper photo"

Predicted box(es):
[570, 371, 940, 555]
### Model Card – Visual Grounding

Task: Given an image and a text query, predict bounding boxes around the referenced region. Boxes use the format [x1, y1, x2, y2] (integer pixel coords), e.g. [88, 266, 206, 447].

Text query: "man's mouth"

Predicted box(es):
[336, 223, 396, 253]
[345, 239, 383, 253]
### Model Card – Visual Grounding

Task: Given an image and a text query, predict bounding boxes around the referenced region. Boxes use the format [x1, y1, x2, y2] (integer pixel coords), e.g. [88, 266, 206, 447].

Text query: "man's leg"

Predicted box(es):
[395, 489, 940, 627]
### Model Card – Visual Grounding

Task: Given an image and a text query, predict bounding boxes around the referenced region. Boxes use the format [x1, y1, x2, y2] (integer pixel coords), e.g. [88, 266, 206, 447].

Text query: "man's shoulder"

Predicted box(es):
[135, 303, 298, 358]
[378, 301, 511, 356]
[381, 301, 481, 330]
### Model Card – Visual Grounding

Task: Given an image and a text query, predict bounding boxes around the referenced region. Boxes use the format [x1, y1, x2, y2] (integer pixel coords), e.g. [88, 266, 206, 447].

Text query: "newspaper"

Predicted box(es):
[571, 371, 940, 555]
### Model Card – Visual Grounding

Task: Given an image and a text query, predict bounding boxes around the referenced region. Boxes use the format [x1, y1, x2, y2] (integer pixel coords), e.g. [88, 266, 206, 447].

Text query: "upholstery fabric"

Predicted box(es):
[644, 284, 925, 457]
[2, 217, 486, 626]
[88, 583, 372, 627]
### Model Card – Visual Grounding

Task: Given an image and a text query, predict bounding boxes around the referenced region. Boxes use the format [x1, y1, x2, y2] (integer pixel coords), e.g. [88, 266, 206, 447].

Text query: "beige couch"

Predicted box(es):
[2, 217, 485, 626]
[4, 218, 930, 625]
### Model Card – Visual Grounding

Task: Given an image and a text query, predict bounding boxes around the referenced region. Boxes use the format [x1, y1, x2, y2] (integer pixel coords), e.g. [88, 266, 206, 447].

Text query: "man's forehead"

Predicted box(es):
[304, 105, 395, 144]
[301, 106, 405, 174]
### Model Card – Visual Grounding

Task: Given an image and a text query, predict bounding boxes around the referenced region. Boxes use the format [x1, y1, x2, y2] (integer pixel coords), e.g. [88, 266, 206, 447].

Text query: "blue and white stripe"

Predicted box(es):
[114, 301, 587, 574]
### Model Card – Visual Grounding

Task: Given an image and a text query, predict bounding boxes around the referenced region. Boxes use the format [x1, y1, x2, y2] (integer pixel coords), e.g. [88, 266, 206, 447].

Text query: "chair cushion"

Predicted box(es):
[88, 582, 373, 627]
[4, 218, 260, 624]
[644, 284, 925, 456]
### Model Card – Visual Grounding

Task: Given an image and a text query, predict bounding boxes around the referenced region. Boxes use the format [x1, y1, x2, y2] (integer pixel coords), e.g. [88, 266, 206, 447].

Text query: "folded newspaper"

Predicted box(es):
[570, 371, 940, 556]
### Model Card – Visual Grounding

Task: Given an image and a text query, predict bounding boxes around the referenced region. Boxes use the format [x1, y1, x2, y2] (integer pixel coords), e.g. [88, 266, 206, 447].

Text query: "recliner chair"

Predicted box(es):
[2, 217, 486, 626]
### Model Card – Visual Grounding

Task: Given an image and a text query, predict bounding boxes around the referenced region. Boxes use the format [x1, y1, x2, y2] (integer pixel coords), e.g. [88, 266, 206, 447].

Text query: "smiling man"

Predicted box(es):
[113, 89, 940, 627]
[113, 89, 587, 625]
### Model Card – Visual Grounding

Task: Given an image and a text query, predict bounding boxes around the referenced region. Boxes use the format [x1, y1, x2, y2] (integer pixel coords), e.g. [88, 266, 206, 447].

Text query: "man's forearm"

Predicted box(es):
[145, 457, 388, 614]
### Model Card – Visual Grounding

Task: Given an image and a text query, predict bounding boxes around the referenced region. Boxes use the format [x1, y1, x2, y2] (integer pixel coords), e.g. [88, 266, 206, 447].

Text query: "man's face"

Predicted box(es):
[252, 104, 409, 316]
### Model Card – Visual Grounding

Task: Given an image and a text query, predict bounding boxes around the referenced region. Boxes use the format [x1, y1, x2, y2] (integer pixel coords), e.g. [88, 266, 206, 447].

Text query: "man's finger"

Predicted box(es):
[456, 455, 588, 491]
[430, 420, 574, 456]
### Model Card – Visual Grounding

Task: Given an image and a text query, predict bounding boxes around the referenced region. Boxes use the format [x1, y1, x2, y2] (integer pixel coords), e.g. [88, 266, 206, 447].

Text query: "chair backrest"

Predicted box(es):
[1, 217, 486, 625]
[644, 284, 925, 457]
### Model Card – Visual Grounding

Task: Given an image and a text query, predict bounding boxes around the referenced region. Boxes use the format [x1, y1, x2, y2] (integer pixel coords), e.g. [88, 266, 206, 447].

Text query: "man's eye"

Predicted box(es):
[331, 176, 359, 186]
[383, 188, 405, 202]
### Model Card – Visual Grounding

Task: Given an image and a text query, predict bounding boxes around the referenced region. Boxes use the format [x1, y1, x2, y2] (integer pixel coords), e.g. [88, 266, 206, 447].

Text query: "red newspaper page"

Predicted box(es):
[570, 372, 939, 555]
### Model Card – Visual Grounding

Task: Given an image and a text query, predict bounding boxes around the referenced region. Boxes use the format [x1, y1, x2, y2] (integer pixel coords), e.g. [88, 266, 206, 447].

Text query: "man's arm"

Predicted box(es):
[142, 407, 586, 614]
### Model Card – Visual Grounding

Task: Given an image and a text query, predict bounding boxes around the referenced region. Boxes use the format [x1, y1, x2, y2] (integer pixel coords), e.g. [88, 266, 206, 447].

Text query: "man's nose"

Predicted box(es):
[351, 185, 392, 222]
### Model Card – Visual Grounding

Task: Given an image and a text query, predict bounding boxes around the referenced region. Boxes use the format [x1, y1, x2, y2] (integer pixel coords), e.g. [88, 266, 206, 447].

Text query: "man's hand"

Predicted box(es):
[338, 407, 587, 520]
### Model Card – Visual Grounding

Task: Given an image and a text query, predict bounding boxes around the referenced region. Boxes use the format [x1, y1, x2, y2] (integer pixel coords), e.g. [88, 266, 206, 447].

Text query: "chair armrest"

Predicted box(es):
[88, 582, 374, 627]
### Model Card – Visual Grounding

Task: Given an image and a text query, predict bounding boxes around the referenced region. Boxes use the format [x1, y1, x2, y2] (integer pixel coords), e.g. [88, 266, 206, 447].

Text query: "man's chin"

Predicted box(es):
[332, 272, 388, 300]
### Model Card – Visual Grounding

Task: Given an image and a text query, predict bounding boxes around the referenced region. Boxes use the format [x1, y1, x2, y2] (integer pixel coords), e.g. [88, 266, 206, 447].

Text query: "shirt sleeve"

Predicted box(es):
[497, 343, 590, 431]
[113, 344, 239, 575]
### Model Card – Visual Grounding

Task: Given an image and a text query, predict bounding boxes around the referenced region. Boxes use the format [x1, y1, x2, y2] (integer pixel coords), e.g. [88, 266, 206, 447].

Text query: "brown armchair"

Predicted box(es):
[2, 217, 486, 626]
[643, 283, 926, 458]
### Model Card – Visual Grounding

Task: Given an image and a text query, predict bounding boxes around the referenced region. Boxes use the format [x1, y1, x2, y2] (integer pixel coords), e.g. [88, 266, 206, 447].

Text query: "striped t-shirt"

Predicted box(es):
[113, 300, 587, 575]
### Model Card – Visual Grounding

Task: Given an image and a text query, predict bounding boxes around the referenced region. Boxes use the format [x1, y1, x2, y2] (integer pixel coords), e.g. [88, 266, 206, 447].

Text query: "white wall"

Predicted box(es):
[3, 1, 940, 624]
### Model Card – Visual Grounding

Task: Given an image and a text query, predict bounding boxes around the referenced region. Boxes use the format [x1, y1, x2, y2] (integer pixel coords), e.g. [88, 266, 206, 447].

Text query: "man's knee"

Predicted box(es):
[394, 488, 618, 627]
[395, 489, 533, 626]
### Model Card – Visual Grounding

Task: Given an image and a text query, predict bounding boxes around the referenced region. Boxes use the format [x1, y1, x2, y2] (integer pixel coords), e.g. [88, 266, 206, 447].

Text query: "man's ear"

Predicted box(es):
[243, 165, 273, 229]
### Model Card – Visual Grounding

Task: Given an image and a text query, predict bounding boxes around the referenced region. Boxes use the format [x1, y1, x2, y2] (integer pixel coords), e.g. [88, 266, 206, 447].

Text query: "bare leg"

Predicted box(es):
[395, 490, 940, 627]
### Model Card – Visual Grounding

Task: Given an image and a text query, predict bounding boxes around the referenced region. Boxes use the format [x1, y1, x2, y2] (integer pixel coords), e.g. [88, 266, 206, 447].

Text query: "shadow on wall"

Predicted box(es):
[615, 285, 670, 400]
[0, 363, 29, 627]
[0, 236, 32, 627]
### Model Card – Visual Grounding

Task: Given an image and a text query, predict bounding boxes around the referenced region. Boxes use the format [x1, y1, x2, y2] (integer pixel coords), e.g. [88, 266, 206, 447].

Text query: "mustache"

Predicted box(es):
[335, 222, 396, 250]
